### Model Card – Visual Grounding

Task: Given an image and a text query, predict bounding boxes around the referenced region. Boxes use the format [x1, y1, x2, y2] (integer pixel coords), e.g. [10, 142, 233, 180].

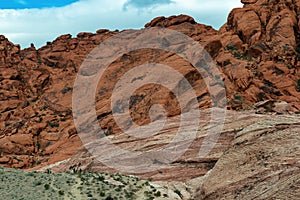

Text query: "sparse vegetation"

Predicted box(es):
[154, 191, 161, 197]
[174, 189, 182, 198]
[0, 167, 172, 199]
[225, 45, 238, 51]
[44, 184, 50, 190]
[287, 64, 293, 69]
[58, 190, 64, 195]
[282, 44, 290, 51]
[47, 121, 59, 128]
[233, 51, 251, 60]
[234, 95, 242, 101]
[232, 94, 243, 108]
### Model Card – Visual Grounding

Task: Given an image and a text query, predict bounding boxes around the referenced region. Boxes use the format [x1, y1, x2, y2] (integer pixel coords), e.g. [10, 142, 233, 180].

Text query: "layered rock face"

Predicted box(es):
[196, 112, 300, 199]
[42, 109, 300, 199]
[0, 1, 299, 196]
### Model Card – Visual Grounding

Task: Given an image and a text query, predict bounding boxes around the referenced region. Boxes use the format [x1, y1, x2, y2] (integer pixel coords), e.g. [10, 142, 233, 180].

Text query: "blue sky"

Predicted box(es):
[0, 0, 242, 48]
[0, 0, 78, 9]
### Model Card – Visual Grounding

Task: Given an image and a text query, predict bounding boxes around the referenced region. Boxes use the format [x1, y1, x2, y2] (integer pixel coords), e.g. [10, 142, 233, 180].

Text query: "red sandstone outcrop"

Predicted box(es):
[0, 2, 299, 199]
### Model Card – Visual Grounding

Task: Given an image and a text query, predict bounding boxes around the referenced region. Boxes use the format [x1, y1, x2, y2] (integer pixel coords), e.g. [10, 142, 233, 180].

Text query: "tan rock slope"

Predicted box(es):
[49, 109, 300, 199]
[0, 0, 299, 198]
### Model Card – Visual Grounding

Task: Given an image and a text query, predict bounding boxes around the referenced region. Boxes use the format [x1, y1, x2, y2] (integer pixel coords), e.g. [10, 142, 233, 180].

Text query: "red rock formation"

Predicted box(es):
[217, 0, 300, 110]
[0, 0, 299, 181]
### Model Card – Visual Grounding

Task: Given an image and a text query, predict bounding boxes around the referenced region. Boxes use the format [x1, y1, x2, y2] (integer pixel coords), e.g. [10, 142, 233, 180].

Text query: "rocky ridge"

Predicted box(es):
[0, 0, 299, 199]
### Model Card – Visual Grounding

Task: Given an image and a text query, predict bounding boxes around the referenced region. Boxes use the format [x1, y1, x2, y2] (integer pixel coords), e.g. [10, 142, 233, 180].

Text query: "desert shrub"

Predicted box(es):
[234, 95, 242, 101]
[47, 121, 59, 128]
[125, 191, 134, 198]
[105, 196, 114, 200]
[37, 142, 41, 150]
[26, 172, 35, 177]
[297, 79, 300, 91]
[234, 52, 242, 59]
[214, 75, 221, 80]
[282, 44, 290, 51]
[97, 176, 105, 181]
[60, 118, 67, 122]
[225, 45, 237, 51]
[242, 54, 251, 60]
[34, 181, 42, 186]
[154, 191, 161, 197]
[87, 193, 93, 197]
[100, 191, 105, 197]
[44, 184, 50, 190]
[174, 189, 182, 198]
[115, 186, 122, 192]
[202, 65, 210, 71]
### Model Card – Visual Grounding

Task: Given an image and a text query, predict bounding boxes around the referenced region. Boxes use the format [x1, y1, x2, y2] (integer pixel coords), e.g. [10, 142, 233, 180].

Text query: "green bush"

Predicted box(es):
[283, 44, 290, 51]
[26, 172, 35, 176]
[115, 186, 122, 192]
[296, 45, 300, 53]
[87, 193, 93, 197]
[44, 184, 50, 190]
[234, 52, 242, 59]
[100, 191, 105, 197]
[154, 191, 161, 197]
[214, 75, 221, 80]
[234, 95, 242, 101]
[174, 189, 182, 198]
[47, 121, 59, 128]
[297, 79, 300, 91]
[225, 45, 237, 51]
[34, 181, 42, 186]
[97, 176, 105, 181]
[37, 142, 41, 150]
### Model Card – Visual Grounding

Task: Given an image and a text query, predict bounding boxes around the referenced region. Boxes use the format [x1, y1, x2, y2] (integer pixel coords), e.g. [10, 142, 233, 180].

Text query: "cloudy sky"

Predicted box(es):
[0, 0, 242, 49]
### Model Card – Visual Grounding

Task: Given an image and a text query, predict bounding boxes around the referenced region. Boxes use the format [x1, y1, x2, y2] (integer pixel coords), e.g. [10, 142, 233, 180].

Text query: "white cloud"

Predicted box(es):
[123, 0, 174, 10]
[0, 0, 242, 49]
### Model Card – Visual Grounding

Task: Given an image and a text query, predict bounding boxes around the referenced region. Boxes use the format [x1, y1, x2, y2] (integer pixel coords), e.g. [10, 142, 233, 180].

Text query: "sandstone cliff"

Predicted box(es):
[0, 1, 299, 199]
